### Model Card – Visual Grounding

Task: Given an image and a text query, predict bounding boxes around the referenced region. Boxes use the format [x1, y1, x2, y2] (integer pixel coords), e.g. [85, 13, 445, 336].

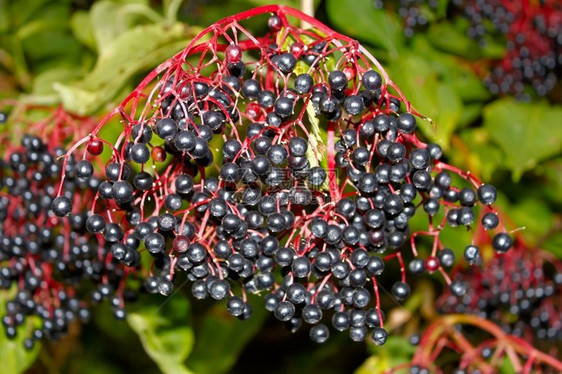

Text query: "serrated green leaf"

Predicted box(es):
[483, 99, 562, 181]
[326, 0, 404, 57]
[127, 295, 194, 374]
[186, 296, 267, 374]
[53, 22, 195, 115]
[0, 290, 41, 374]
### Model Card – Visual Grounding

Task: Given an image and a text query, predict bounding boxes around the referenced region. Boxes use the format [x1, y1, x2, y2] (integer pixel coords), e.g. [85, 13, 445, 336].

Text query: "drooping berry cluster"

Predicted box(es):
[439, 238, 562, 345]
[0, 107, 138, 349]
[454, 0, 562, 98]
[51, 5, 512, 345]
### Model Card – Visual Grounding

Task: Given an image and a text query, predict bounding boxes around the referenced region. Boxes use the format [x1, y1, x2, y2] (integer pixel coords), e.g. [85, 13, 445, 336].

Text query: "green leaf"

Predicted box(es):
[53, 22, 195, 115]
[457, 128, 504, 181]
[357, 336, 416, 374]
[505, 195, 554, 244]
[483, 99, 562, 181]
[0, 290, 41, 374]
[32, 67, 83, 95]
[427, 22, 480, 58]
[70, 11, 97, 51]
[543, 231, 562, 258]
[186, 295, 267, 374]
[89, 0, 146, 54]
[534, 157, 562, 204]
[127, 294, 194, 374]
[458, 103, 483, 128]
[326, 0, 404, 57]
[389, 52, 462, 149]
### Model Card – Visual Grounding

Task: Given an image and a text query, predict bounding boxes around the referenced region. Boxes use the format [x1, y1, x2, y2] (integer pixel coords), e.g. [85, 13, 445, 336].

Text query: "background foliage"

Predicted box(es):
[0, 0, 560, 373]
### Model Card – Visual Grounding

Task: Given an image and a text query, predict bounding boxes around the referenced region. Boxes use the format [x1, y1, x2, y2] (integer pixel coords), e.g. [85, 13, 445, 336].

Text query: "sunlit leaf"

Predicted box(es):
[186, 296, 267, 374]
[326, 0, 404, 57]
[389, 52, 462, 149]
[53, 22, 196, 115]
[483, 99, 562, 181]
[128, 295, 194, 374]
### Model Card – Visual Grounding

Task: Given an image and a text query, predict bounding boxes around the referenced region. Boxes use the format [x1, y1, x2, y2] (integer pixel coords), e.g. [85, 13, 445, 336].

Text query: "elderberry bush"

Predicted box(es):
[0, 108, 138, 349]
[454, 0, 562, 98]
[52, 5, 513, 345]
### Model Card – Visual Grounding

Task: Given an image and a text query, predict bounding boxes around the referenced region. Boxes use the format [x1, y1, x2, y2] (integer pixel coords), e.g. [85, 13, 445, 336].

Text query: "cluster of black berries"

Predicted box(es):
[440, 243, 562, 344]
[453, 0, 562, 98]
[49, 6, 512, 346]
[0, 117, 138, 349]
[374, 0, 438, 37]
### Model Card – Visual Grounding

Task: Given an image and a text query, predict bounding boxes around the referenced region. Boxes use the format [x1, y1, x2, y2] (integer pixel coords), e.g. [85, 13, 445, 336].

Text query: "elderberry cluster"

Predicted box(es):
[453, 0, 562, 98]
[51, 7, 512, 345]
[440, 243, 562, 344]
[0, 125, 138, 349]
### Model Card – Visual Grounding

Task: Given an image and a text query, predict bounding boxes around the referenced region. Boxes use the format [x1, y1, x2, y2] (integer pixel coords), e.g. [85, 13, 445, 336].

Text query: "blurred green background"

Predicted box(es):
[0, 0, 560, 373]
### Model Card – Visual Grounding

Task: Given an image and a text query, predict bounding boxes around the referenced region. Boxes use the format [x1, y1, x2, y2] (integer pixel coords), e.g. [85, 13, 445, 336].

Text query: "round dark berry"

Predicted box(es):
[51, 196, 73, 217]
[227, 296, 245, 317]
[86, 214, 106, 233]
[302, 304, 322, 324]
[391, 282, 410, 301]
[343, 95, 365, 115]
[288, 137, 307, 157]
[459, 187, 476, 207]
[130, 143, 150, 164]
[396, 113, 416, 133]
[274, 97, 293, 118]
[175, 174, 193, 194]
[274, 53, 297, 74]
[362, 70, 382, 91]
[387, 142, 406, 162]
[328, 70, 347, 91]
[438, 249, 455, 268]
[131, 123, 153, 143]
[450, 281, 467, 297]
[242, 79, 261, 99]
[481, 212, 499, 230]
[294, 73, 313, 94]
[464, 245, 480, 264]
[209, 279, 230, 300]
[111, 181, 134, 204]
[371, 327, 388, 345]
[409, 148, 430, 169]
[258, 90, 275, 108]
[155, 118, 178, 139]
[74, 160, 94, 179]
[310, 323, 329, 343]
[492, 233, 512, 252]
[409, 259, 425, 274]
[477, 184, 497, 205]
[366, 256, 384, 276]
[274, 301, 295, 322]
